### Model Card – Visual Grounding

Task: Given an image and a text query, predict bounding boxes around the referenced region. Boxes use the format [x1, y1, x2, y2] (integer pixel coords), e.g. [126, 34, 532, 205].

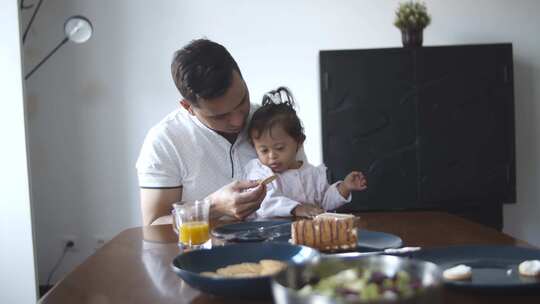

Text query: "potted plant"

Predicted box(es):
[394, 1, 431, 47]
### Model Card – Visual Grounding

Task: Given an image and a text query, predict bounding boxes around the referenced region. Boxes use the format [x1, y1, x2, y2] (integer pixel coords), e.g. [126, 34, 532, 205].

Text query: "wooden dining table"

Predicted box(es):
[39, 211, 540, 304]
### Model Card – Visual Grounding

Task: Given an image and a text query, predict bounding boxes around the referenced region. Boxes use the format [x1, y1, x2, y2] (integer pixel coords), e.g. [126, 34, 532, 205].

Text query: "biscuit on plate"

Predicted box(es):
[259, 259, 286, 275]
[216, 262, 262, 276]
[200, 271, 220, 278]
[443, 264, 472, 281]
[518, 260, 540, 277]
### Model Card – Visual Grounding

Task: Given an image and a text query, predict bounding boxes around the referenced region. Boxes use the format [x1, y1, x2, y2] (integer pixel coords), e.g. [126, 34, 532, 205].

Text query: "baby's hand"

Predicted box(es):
[344, 171, 367, 192]
[291, 204, 324, 219]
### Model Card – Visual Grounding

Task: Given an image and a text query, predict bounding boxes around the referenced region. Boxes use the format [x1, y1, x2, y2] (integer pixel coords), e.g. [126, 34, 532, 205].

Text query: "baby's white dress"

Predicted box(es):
[243, 159, 351, 219]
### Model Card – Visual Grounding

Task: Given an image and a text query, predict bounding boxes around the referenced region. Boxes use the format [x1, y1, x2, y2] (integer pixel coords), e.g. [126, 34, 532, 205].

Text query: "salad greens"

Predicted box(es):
[298, 268, 422, 302]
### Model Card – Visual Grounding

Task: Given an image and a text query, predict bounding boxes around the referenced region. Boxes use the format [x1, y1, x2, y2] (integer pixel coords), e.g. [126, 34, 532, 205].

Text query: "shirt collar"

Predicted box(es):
[188, 106, 254, 145]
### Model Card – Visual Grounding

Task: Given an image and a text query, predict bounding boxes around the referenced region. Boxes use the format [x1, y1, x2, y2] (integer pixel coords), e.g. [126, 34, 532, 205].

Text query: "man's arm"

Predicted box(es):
[140, 187, 182, 226]
[140, 180, 267, 225]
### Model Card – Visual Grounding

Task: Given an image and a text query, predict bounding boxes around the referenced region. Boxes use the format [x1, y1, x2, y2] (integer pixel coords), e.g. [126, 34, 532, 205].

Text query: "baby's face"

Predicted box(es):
[251, 125, 300, 173]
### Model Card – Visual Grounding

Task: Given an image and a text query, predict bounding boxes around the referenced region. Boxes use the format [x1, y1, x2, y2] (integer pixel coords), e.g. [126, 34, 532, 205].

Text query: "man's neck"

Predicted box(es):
[216, 130, 238, 144]
[194, 117, 240, 144]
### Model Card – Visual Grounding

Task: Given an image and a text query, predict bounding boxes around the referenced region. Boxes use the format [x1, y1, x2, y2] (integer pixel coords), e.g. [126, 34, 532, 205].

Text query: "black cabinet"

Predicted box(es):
[320, 44, 515, 230]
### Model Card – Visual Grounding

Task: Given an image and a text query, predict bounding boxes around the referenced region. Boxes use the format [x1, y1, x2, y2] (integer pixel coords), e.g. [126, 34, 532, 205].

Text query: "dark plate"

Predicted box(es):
[411, 245, 540, 290]
[212, 221, 402, 251]
[171, 242, 319, 298]
[357, 229, 403, 251]
[211, 220, 292, 242]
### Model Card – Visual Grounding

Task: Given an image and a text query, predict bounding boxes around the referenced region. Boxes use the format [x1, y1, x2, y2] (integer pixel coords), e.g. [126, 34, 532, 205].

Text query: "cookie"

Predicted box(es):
[216, 262, 262, 276]
[518, 260, 540, 277]
[259, 175, 277, 185]
[259, 259, 286, 275]
[443, 264, 472, 281]
[200, 271, 221, 278]
[202, 259, 287, 278]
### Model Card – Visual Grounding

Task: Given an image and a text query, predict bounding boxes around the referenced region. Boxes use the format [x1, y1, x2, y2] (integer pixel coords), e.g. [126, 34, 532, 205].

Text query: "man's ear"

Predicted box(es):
[180, 99, 195, 115]
[296, 137, 306, 152]
[296, 134, 306, 152]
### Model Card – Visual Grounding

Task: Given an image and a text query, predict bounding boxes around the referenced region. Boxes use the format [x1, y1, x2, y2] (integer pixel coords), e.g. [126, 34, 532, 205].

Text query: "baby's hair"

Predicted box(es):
[248, 87, 306, 145]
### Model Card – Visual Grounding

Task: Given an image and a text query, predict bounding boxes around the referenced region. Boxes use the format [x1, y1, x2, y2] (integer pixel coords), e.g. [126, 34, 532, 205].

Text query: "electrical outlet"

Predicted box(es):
[61, 235, 78, 251]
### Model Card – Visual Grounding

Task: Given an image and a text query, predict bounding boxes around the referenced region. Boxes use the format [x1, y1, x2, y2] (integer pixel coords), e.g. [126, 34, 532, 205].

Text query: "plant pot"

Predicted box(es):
[401, 28, 423, 48]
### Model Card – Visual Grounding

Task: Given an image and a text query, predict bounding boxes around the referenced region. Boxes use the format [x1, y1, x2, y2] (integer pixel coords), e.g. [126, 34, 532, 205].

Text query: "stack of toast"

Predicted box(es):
[291, 213, 359, 251]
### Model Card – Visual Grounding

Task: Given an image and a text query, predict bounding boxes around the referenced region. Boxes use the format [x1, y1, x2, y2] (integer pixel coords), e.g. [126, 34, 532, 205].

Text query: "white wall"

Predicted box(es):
[0, 1, 38, 302]
[22, 0, 540, 284]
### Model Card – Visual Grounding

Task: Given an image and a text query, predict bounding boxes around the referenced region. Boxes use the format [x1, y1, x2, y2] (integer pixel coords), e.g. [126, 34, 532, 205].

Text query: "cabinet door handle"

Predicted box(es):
[503, 65, 510, 83]
[323, 72, 330, 91]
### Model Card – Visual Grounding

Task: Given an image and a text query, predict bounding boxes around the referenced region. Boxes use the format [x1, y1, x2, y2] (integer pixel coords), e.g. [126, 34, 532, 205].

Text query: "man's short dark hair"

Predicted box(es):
[171, 39, 242, 106]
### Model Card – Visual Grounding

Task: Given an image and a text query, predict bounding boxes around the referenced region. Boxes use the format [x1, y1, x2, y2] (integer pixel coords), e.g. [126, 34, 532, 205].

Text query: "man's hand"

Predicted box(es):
[338, 171, 367, 199]
[291, 204, 324, 218]
[208, 180, 267, 220]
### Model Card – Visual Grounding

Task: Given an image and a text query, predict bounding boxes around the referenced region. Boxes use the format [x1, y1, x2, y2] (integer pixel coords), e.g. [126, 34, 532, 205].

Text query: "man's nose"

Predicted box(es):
[269, 151, 278, 159]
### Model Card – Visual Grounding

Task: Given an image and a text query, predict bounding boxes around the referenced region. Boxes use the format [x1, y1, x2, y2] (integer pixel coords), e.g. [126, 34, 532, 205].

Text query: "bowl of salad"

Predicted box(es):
[272, 255, 442, 303]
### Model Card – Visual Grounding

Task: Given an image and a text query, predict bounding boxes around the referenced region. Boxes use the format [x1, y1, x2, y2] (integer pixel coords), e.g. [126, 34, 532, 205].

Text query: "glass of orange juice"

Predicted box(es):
[173, 199, 211, 250]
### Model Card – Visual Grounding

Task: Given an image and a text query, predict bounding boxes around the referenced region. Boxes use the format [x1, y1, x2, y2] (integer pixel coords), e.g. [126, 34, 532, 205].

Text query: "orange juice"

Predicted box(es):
[179, 221, 209, 245]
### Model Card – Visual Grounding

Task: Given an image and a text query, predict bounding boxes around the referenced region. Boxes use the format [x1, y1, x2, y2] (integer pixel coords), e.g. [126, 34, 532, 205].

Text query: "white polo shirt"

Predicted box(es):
[135, 107, 257, 202]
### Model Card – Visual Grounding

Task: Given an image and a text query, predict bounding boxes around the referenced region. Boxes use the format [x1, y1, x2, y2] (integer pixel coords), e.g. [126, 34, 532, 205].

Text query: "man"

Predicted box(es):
[136, 39, 267, 225]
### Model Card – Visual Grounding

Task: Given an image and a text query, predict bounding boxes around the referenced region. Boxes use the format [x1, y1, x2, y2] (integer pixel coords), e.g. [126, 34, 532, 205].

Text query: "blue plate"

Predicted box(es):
[171, 242, 319, 298]
[357, 229, 403, 251]
[213, 221, 402, 251]
[411, 245, 540, 291]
